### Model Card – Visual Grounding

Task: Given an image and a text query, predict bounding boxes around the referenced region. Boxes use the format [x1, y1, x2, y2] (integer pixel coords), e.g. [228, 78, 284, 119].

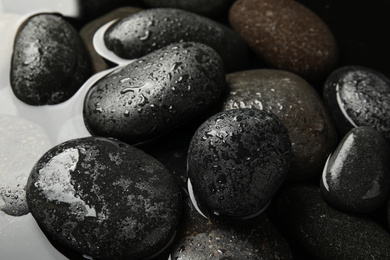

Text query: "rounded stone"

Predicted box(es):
[83, 42, 226, 145]
[10, 13, 91, 105]
[323, 65, 390, 140]
[187, 109, 291, 218]
[26, 137, 182, 260]
[321, 126, 390, 213]
[278, 184, 390, 260]
[229, 0, 338, 80]
[221, 69, 337, 180]
[103, 8, 249, 72]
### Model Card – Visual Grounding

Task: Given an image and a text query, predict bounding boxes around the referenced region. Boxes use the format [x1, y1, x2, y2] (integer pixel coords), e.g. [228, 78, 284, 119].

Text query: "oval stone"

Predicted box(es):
[323, 66, 390, 140]
[187, 109, 291, 218]
[26, 137, 182, 260]
[321, 126, 390, 213]
[229, 0, 338, 80]
[221, 69, 338, 180]
[278, 184, 390, 259]
[103, 8, 248, 72]
[83, 42, 226, 145]
[10, 13, 91, 105]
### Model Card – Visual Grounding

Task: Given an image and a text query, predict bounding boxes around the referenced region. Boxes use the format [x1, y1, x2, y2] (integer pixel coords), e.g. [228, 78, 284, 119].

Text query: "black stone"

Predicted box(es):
[26, 137, 182, 260]
[323, 66, 390, 140]
[320, 126, 390, 213]
[187, 109, 291, 218]
[10, 13, 91, 105]
[103, 8, 248, 72]
[278, 184, 390, 260]
[83, 42, 226, 145]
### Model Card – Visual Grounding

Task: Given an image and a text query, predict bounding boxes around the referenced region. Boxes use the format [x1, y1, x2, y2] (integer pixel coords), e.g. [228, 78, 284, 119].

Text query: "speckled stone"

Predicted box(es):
[188, 109, 291, 218]
[83, 42, 226, 145]
[10, 13, 91, 105]
[80, 7, 143, 74]
[103, 8, 249, 72]
[229, 0, 338, 80]
[278, 184, 390, 260]
[323, 66, 390, 140]
[221, 69, 338, 180]
[139, 0, 234, 17]
[168, 198, 292, 259]
[321, 126, 390, 213]
[0, 115, 51, 216]
[26, 137, 182, 260]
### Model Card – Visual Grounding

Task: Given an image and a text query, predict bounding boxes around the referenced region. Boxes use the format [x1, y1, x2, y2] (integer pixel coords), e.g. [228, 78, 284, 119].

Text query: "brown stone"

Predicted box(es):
[229, 0, 338, 80]
[220, 69, 338, 180]
[80, 7, 142, 74]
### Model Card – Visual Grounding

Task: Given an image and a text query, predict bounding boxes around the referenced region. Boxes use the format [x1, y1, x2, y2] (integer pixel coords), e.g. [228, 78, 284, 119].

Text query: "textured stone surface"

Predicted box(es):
[0, 115, 51, 216]
[140, 0, 234, 17]
[104, 8, 248, 72]
[10, 13, 91, 105]
[83, 42, 226, 145]
[323, 66, 390, 140]
[188, 109, 291, 218]
[229, 0, 338, 80]
[321, 126, 390, 213]
[80, 7, 143, 74]
[221, 69, 337, 180]
[278, 184, 390, 260]
[26, 137, 182, 260]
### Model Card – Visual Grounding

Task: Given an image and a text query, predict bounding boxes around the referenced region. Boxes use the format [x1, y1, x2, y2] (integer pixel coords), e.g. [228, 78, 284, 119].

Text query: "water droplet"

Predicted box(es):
[120, 77, 131, 83]
[120, 88, 135, 94]
[138, 94, 148, 106]
[139, 30, 150, 41]
[124, 110, 130, 117]
[168, 105, 177, 115]
[171, 62, 182, 71]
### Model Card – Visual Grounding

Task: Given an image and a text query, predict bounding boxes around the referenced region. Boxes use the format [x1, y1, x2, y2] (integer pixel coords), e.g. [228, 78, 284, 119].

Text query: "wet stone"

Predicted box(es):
[187, 109, 291, 218]
[321, 126, 390, 213]
[103, 8, 249, 72]
[221, 69, 337, 180]
[26, 137, 182, 260]
[323, 66, 390, 140]
[0, 115, 51, 216]
[10, 13, 91, 105]
[229, 0, 338, 80]
[83, 42, 226, 145]
[139, 0, 234, 17]
[278, 184, 390, 260]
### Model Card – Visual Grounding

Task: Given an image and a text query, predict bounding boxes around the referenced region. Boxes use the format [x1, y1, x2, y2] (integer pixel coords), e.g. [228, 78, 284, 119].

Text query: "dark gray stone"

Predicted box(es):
[320, 126, 390, 213]
[83, 42, 226, 145]
[278, 184, 390, 260]
[188, 109, 291, 218]
[26, 137, 182, 260]
[323, 66, 390, 140]
[10, 13, 91, 105]
[103, 8, 248, 72]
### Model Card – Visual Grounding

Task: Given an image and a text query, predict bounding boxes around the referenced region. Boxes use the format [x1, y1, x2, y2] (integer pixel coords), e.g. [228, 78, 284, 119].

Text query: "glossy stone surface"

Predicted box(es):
[221, 69, 337, 180]
[0, 115, 51, 216]
[169, 198, 292, 259]
[104, 8, 248, 72]
[26, 137, 182, 260]
[321, 126, 390, 213]
[83, 42, 226, 145]
[323, 66, 390, 140]
[278, 184, 390, 260]
[188, 109, 291, 218]
[140, 0, 234, 17]
[229, 0, 338, 80]
[10, 13, 91, 105]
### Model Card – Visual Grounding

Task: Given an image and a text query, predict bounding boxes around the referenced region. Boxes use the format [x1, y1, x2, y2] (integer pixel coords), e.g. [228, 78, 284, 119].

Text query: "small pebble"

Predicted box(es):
[188, 109, 291, 218]
[321, 126, 390, 213]
[83, 42, 226, 145]
[10, 13, 91, 105]
[103, 8, 249, 72]
[323, 65, 390, 140]
[26, 137, 182, 260]
[221, 69, 337, 180]
[229, 0, 338, 80]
